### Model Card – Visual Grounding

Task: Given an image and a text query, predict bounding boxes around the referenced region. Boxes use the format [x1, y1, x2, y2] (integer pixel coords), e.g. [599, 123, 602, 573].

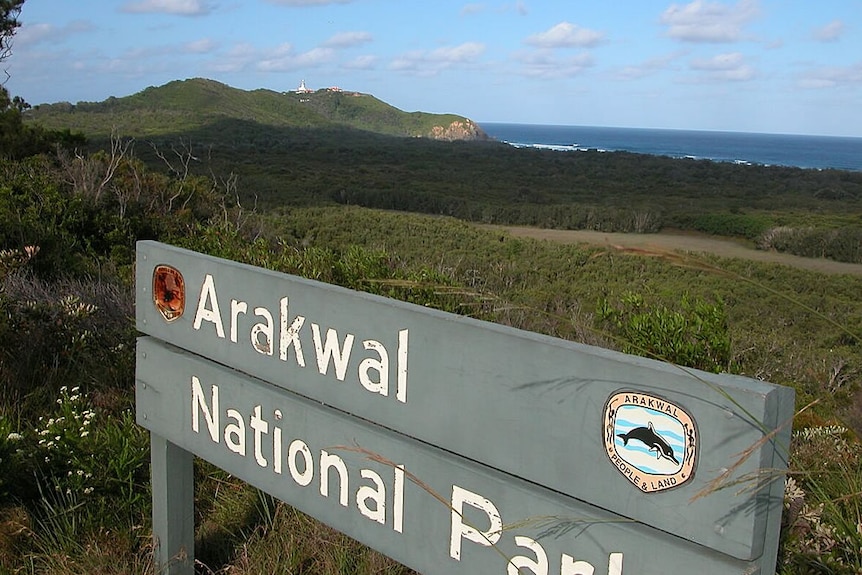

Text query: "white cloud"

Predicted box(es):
[389, 42, 485, 75]
[460, 2, 527, 17]
[121, 0, 214, 16]
[185, 38, 218, 54]
[690, 51, 743, 70]
[257, 46, 336, 72]
[322, 31, 373, 49]
[812, 20, 846, 43]
[342, 55, 377, 70]
[266, 0, 352, 5]
[525, 22, 605, 49]
[16, 20, 95, 46]
[616, 51, 685, 80]
[660, 0, 759, 43]
[798, 62, 862, 89]
[688, 51, 755, 80]
[514, 50, 594, 78]
[429, 42, 485, 62]
[206, 33, 367, 75]
[207, 42, 260, 73]
[460, 3, 487, 16]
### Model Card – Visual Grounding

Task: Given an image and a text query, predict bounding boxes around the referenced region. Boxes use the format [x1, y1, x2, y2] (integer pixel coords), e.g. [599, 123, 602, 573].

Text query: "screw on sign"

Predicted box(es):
[153, 265, 185, 322]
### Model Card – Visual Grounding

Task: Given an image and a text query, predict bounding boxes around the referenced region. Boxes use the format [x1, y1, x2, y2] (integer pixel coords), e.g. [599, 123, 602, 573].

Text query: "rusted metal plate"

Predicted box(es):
[152, 265, 185, 322]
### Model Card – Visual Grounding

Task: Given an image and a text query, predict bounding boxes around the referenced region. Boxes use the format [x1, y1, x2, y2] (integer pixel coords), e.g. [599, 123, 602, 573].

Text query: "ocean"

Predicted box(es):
[479, 123, 862, 172]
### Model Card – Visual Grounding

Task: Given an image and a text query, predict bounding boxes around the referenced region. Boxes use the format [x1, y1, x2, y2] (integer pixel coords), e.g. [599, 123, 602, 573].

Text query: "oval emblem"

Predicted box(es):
[603, 391, 697, 493]
[152, 265, 185, 322]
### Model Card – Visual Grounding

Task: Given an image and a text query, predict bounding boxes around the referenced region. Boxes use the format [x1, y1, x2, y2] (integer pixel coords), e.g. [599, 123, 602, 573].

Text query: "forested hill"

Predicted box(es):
[25, 77, 488, 141]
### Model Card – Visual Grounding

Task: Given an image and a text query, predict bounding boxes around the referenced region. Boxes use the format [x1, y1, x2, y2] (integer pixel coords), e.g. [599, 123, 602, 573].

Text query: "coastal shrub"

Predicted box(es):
[174, 221, 473, 315]
[758, 226, 862, 264]
[595, 292, 734, 374]
[685, 213, 774, 239]
[0, 156, 98, 277]
[0, 271, 135, 410]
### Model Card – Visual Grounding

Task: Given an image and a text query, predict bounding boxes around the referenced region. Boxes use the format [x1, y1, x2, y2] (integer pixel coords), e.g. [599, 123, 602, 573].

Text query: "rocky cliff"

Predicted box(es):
[428, 119, 489, 141]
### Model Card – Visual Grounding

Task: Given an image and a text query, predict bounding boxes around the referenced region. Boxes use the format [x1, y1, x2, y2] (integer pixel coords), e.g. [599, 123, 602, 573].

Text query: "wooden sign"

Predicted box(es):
[135, 241, 794, 574]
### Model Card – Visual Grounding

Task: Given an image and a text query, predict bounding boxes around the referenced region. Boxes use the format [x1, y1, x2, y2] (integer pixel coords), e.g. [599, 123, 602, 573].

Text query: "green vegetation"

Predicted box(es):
[28, 80, 862, 265]
[27, 78, 484, 140]
[2, 75, 862, 573]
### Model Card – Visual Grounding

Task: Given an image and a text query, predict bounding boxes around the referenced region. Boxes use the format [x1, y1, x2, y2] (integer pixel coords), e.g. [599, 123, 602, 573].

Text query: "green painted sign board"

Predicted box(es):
[135, 241, 794, 574]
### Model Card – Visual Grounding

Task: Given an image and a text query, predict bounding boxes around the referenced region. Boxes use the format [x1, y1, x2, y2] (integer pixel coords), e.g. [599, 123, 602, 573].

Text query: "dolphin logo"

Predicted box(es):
[617, 422, 680, 465]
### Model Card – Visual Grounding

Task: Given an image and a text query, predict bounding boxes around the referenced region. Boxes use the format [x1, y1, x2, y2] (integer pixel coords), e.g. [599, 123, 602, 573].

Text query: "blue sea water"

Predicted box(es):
[480, 123, 862, 172]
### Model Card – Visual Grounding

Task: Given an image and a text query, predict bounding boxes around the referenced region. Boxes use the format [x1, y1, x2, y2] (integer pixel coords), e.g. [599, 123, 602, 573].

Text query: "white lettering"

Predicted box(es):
[312, 324, 354, 381]
[272, 412, 282, 475]
[193, 274, 225, 338]
[449, 485, 502, 561]
[192, 279, 411, 404]
[393, 464, 405, 533]
[249, 404, 269, 467]
[191, 376, 219, 442]
[251, 307, 274, 356]
[185, 377, 411, 536]
[230, 299, 247, 343]
[509, 536, 549, 575]
[560, 555, 594, 575]
[288, 439, 314, 486]
[320, 450, 349, 506]
[279, 297, 306, 366]
[356, 469, 386, 524]
[397, 329, 409, 403]
[609, 553, 623, 575]
[224, 408, 245, 455]
[359, 340, 388, 396]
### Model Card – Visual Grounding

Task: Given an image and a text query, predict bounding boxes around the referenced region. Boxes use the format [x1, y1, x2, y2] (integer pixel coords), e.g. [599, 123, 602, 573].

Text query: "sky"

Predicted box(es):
[4, 0, 862, 137]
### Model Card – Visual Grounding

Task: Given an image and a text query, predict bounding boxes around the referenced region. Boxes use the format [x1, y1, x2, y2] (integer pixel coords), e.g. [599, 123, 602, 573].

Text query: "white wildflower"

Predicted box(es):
[784, 477, 805, 504]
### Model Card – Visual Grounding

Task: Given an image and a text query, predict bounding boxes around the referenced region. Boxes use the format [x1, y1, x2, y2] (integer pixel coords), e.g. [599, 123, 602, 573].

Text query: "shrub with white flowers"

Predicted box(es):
[33, 385, 98, 497]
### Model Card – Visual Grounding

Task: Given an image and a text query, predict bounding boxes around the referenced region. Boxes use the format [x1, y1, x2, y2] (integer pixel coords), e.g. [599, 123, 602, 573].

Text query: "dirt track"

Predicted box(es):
[481, 225, 862, 277]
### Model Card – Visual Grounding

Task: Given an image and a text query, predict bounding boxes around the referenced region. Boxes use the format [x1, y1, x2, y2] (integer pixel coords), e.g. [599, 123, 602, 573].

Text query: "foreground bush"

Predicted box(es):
[595, 292, 734, 374]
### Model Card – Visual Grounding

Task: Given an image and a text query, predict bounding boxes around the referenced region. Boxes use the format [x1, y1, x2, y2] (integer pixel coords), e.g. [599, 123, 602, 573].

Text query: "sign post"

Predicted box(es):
[149, 433, 194, 574]
[136, 241, 795, 575]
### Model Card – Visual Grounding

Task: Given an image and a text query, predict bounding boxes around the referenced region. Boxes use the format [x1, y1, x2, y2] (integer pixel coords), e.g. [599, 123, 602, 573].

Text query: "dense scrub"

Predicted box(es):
[28, 100, 862, 263]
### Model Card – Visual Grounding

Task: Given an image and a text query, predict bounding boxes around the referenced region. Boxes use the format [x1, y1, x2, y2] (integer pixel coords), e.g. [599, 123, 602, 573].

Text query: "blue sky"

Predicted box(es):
[5, 0, 862, 136]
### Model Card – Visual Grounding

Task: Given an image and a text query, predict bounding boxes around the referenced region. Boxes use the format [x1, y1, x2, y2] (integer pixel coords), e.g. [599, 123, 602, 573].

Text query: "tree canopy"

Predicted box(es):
[0, 0, 24, 64]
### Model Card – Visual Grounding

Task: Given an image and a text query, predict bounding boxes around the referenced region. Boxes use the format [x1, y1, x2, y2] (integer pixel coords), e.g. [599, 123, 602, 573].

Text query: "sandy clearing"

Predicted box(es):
[479, 225, 862, 277]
